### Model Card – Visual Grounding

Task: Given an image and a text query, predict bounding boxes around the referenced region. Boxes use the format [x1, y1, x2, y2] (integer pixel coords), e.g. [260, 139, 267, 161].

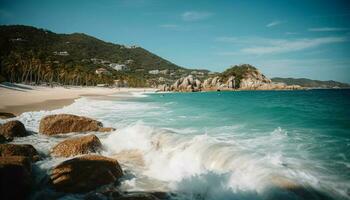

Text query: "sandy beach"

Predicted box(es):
[0, 83, 155, 115]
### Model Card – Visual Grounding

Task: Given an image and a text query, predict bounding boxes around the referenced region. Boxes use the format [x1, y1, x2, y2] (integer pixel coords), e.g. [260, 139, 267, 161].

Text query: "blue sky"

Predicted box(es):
[1, 0, 350, 82]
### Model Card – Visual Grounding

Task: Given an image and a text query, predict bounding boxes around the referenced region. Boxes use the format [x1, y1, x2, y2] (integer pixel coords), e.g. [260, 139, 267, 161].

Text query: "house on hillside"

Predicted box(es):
[10, 38, 26, 42]
[91, 58, 111, 65]
[53, 51, 69, 56]
[109, 63, 128, 71]
[95, 68, 110, 75]
[149, 70, 159, 75]
[159, 69, 169, 75]
[191, 71, 205, 76]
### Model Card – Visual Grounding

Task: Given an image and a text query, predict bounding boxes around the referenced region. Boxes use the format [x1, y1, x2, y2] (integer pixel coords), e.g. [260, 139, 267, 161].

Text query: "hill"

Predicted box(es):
[0, 25, 197, 87]
[271, 77, 350, 89]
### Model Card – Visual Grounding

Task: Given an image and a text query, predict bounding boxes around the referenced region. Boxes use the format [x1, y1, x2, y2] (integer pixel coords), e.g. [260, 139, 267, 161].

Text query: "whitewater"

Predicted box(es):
[6, 90, 350, 200]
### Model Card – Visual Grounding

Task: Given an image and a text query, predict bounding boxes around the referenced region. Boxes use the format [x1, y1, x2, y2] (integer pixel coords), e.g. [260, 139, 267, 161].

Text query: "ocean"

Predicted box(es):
[10, 89, 350, 199]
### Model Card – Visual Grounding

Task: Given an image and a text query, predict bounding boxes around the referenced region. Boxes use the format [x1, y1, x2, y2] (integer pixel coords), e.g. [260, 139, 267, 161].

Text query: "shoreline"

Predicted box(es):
[0, 83, 155, 116]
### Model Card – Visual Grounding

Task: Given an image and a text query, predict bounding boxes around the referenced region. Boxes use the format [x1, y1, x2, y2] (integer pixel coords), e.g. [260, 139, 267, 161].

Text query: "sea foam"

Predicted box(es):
[5, 91, 349, 200]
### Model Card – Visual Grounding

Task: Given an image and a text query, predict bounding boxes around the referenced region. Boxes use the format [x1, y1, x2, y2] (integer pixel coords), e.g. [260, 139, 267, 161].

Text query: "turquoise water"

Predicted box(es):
[121, 89, 350, 199]
[10, 89, 350, 200]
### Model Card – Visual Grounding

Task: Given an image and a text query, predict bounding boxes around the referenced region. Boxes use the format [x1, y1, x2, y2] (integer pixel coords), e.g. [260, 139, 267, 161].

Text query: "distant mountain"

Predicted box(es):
[271, 77, 350, 89]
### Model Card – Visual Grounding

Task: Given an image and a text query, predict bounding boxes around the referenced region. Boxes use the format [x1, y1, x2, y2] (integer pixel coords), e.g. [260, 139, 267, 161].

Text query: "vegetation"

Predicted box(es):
[272, 77, 350, 88]
[0, 25, 186, 87]
[219, 64, 260, 87]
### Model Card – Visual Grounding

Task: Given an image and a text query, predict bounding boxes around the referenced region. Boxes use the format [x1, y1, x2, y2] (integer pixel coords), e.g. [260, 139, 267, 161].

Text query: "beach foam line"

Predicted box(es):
[100, 122, 337, 199]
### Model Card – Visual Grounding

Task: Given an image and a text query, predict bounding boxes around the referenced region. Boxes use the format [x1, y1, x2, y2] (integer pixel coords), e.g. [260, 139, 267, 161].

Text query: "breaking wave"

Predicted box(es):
[4, 91, 350, 200]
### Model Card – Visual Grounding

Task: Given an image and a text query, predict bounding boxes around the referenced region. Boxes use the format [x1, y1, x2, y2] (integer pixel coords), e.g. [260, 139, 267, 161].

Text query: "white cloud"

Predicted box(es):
[308, 27, 350, 32]
[216, 36, 347, 55]
[181, 11, 212, 21]
[266, 20, 284, 28]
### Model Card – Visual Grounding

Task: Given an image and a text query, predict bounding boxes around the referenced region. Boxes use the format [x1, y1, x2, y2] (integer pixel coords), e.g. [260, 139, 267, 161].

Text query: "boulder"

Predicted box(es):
[0, 144, 40, 162]
[98, 127, 116, 132]
[194, 79, 201, 88]
[51, 134, 102, 157]
[171, 75, 203, 92]
[115, 193, 160, 200]
[0, 120, 27, 141]
[39, 114, 114, 135]
[50, 155, 123, 193]
[0, 135, 10, 143]
[0, 156, 32, 200]
[227, 76, 236, 88]
[0, 112, 16, 119]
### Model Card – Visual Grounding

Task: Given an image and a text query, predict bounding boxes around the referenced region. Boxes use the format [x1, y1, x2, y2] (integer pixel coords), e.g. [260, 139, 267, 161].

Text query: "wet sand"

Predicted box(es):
[0, 83, 155, 115]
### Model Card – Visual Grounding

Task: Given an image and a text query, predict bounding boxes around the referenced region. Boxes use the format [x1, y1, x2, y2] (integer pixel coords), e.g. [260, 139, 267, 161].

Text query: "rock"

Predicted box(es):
[39, 114, 114, 135]
[0, 156, 32, 200]
[171, 75, 202, 92]
[0, 144, 40, 162]
[50, 155, 123, 193]
[239, 70, 271, 89]
[0, 135, 11, 143]
[268, 176, 331, 200]
[115, 193, 159, 200]
[0, 120, 27, 141]
[51, 134, 102, 157]
[0, 112, 16, 119]
[98, 127, 116, 132]
[194, 79, 201, 88]
[227, 76, 236, 88]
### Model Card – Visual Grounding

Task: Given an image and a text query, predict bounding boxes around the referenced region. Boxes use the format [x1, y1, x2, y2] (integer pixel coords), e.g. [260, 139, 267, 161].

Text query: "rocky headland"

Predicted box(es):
[158, 64, 302, 92]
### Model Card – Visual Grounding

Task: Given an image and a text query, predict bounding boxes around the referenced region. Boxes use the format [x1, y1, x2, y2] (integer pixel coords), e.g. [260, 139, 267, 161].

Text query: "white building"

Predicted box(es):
[109, 63, 128, 71]
[149, 70, 159, 75]
[159, 69, 169, 75]
[53, 51, 69, 56]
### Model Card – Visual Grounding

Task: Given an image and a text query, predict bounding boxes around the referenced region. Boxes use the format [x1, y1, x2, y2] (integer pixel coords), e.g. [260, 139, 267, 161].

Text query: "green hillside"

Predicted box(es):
[0, 25, 186, 87]
[272, 77, 350, 88]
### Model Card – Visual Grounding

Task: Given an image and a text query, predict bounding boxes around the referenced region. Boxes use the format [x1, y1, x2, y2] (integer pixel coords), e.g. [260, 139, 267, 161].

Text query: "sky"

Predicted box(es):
[1, 0, 350, 83]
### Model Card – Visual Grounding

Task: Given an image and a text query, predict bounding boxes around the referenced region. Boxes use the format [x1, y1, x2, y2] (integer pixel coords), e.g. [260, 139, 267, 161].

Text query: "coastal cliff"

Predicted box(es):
[159, 64, 302, 92]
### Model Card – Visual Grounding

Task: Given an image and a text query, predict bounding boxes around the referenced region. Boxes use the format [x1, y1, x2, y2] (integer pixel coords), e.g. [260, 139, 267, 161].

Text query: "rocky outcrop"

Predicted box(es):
[238, 70, 271, 89]
[0, 156, 32, 200]
[39, 114, 114, 135]
[170, 75, 202, 92]
[159, 64, 303, 92]
[50, 155, 123, 193]
[0, 112, 16, 119]
[0, 120, 28, 141]
[202, 76, 233, 91]
[0, 144, 40, 162]
[51, 134, 102, 157]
